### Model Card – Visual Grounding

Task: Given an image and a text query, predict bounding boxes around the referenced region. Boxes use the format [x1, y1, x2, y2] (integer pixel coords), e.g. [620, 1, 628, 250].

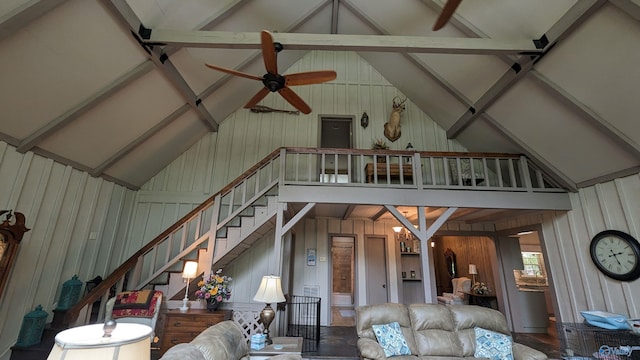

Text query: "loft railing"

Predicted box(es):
[65, 147, 565, 325]
[281, 147, 564, 192]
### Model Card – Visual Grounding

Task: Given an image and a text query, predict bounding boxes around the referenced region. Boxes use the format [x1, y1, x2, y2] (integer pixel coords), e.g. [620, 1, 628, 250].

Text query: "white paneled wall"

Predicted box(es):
[290, 218, 403, 326]
[0, 142, 136, 359]
[141, 51, 464, 194]
[496, 173, 640, 324]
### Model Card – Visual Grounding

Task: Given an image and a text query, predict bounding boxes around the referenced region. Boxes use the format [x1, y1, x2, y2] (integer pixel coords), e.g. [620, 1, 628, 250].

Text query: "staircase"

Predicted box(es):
[60, 148, 283, 328]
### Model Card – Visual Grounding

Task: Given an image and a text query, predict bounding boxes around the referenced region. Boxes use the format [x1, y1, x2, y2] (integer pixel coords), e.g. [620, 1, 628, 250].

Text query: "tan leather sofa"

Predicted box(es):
[356, 303, 548, 360]
[159, 320, 302, 360]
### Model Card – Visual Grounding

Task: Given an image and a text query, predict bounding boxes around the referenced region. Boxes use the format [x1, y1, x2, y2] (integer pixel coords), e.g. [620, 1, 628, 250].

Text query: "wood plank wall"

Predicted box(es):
[432, 235, 496, 295]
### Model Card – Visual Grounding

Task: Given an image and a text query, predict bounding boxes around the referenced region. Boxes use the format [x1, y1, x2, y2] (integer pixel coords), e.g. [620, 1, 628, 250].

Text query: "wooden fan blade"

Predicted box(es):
[205, 63, 263, 81]
[432, 0, 462, 31]
[244, 87, 271, 109]
[285, 71, 337, 86]
[278, 87, 311, 114]
[261, 30, 278, 74]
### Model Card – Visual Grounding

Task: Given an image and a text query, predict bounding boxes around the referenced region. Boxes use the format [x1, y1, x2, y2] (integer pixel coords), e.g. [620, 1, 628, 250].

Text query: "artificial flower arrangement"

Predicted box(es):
[472, 281, 490, 295]
[196, 269, 232, 306]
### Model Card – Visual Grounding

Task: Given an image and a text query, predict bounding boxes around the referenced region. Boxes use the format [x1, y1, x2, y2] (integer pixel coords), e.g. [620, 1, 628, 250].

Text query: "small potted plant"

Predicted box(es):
[372, 139, 390, 162]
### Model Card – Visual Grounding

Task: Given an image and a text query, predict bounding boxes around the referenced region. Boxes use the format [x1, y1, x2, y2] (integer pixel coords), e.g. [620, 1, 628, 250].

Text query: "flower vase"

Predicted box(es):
[207, 300, 220, 312]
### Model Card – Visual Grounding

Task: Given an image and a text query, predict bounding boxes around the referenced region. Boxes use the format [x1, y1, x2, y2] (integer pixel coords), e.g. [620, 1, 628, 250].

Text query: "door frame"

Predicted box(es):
[495, 224, 559, 333]
[329, 234, 357, 309]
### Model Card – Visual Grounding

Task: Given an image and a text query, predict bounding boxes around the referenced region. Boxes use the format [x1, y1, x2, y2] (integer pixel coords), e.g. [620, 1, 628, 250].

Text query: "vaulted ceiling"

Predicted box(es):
[1, 0, 639, 190]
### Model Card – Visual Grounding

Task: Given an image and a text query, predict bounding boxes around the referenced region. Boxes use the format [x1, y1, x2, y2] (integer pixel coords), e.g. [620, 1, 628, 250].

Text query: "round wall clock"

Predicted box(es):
[590, 230, 640, 281]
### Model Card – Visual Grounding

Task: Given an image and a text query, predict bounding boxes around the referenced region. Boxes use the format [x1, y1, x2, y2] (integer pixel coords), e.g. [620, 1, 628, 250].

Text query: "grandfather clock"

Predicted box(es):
[0, 210, 30, 300]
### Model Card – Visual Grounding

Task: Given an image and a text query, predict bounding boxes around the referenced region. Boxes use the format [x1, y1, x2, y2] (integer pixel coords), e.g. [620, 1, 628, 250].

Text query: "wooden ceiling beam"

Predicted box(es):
[146, 29, 543, 56]
[342, 0, 473, 108]
[101, 0, 219, 132]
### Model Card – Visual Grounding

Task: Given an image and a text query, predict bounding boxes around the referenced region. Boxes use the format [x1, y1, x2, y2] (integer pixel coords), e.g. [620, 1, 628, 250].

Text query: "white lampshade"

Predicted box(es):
[47, 323, 151, 360]
[392, 226, 403, 233]
[253, 275, 285, 303]
[182, 261, 198, 279]
[469, 264, 478, 275]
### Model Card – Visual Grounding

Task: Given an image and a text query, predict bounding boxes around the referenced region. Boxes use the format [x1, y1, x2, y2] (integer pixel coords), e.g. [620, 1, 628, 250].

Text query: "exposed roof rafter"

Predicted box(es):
[445, 0, 608, 139]
[101, 0, 219, 132]
[17, 61, 154, 153]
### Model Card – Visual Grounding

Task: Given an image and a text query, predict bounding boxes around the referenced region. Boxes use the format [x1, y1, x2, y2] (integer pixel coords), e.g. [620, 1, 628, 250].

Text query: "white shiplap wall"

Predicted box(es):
[0, 142, 136, 360]
[496, 173, 640, 324]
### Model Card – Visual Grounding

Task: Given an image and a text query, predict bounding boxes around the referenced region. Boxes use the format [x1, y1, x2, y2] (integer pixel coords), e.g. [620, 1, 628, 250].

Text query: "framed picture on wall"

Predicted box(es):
[307, 248, 316, 266]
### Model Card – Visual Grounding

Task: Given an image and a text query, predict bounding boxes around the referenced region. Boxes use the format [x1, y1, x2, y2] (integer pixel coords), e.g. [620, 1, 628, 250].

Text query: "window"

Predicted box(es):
[521, 252, 546, 278]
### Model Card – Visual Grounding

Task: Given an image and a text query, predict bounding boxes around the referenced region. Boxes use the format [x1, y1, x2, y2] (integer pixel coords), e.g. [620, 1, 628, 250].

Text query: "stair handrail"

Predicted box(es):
[64, 148, 283, 324]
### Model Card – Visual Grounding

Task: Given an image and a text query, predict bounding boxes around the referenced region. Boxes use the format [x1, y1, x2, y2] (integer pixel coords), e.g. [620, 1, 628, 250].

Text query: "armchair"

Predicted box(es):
[437, 277, 471, 305]
[105, 289, 163, 339]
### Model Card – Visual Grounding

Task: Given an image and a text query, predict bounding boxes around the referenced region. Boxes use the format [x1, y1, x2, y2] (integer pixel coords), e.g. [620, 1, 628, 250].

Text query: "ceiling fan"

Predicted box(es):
[432, 0, 462, 31]
[205, 30, 337, 115]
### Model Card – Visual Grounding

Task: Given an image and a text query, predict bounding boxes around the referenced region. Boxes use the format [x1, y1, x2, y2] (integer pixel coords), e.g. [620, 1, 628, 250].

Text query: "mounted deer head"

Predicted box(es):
[384, 96, 407, 142]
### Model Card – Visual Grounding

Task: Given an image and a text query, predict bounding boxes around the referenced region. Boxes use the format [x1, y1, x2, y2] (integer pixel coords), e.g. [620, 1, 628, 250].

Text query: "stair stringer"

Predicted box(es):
[212, 194, 279, 269]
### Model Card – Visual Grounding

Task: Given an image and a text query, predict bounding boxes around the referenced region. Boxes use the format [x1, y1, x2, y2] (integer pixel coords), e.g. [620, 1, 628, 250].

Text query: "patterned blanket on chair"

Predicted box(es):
[112, 290, 161, 318]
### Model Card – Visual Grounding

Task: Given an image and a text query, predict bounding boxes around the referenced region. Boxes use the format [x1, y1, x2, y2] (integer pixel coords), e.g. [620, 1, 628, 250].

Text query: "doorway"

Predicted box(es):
[319, 116, 353, 183]
[497, 229, 555, 334]
[330, 236, 356, 326]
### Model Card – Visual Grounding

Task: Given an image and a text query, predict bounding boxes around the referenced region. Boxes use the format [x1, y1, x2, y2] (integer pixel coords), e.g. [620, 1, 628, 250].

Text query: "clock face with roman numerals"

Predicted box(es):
[590, 230, 640, 281]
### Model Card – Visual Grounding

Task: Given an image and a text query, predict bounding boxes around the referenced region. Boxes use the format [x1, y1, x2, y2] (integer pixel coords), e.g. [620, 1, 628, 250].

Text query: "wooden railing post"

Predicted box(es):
[519, 155, 533, 191]
[204, 193, 222, 278]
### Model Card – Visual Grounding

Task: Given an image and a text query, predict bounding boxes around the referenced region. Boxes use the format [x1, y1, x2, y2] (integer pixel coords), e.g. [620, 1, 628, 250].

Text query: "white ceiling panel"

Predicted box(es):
[454, 0, 577, 38]
[37, 70, 185, 167]
[127, 0, 238, 29]
[1, 1, 638, 189]
[0, 0, 147, 138]
[0, 0, 34, 18]
[535, 4, 640, 145]
[104, 111, 210, 187]
[489, 77, 638, 183]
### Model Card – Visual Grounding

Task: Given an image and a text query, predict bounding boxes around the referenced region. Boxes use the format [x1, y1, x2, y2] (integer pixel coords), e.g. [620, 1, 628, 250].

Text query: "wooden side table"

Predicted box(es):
[463, 292, 498, 310]
[159, 309, 232, 356]
[249, 337, 303, 360]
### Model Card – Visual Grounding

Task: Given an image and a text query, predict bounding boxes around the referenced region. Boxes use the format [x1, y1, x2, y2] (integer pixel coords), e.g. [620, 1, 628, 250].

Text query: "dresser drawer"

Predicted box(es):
[162, 331, 201, 348]
[165, 314, 225, 332]
[159, 309, 232, 356]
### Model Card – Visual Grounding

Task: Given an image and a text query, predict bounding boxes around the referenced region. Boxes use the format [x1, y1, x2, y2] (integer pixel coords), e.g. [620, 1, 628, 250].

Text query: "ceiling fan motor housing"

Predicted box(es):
[263, 73, 286, 92]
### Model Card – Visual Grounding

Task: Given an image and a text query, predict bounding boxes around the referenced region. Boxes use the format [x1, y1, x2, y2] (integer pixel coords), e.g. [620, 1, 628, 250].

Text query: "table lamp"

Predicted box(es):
[469, 264, 478, 284]
[47, 321, 151, 360]
[253, 275, 285, 345]
[180, 261, 198, 312]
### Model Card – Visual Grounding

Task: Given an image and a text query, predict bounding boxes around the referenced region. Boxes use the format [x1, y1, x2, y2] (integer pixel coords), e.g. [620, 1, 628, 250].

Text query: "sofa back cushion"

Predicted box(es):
[191, 320, 249, 360]
[408, 304, 464, 357]
[356, 303, 418, 354]
[448, 305, 511, 357]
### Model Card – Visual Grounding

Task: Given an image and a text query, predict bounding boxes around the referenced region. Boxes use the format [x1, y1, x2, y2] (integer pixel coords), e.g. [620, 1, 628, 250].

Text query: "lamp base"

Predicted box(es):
[259, 304, 276, 345]
[179, 298, 189, 313]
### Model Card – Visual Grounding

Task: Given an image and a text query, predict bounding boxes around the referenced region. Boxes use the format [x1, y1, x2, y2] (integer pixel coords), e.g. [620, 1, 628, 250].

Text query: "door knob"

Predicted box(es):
[382, 284, 386, 288]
